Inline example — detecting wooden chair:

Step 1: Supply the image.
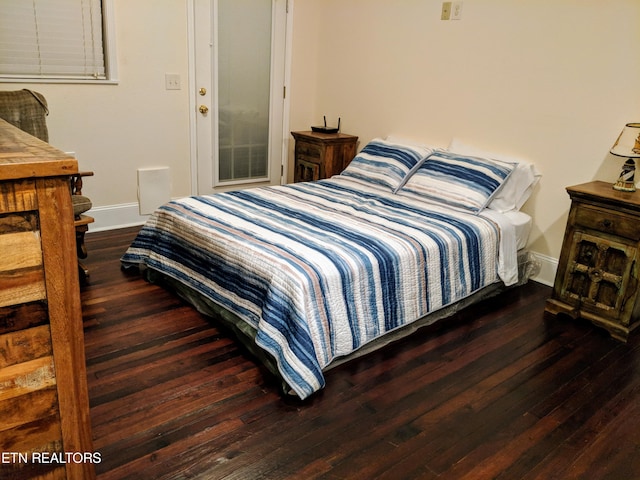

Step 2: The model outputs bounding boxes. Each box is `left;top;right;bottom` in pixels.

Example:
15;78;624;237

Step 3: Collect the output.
71;171;95;282
0;89;95;282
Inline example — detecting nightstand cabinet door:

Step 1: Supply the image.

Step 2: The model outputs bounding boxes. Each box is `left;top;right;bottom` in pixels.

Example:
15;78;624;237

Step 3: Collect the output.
545;181;640;342
291;131;358;182
295;157;321;183
559;231;637;322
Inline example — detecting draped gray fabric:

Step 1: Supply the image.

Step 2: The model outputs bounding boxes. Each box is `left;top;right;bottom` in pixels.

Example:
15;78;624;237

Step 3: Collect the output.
0;89;49;142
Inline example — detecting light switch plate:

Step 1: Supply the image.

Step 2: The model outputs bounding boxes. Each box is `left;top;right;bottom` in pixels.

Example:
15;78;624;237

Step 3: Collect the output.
451;1;463;20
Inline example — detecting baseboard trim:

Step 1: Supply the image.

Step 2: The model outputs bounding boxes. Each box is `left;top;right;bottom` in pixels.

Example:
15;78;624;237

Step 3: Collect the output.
529;252;557;287
89;203;148;232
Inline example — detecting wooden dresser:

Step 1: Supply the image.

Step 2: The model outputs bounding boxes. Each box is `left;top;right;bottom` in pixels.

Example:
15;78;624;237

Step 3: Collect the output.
545;181;640;342
291;131;358;182
0;119;94;479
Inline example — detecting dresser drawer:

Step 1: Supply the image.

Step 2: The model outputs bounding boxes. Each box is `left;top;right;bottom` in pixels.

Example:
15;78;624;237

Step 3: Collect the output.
573;204;640;241
0;215;46;308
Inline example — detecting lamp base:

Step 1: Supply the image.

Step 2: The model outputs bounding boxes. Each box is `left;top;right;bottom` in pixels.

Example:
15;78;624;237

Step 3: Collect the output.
613;181;636;192
613;158;636;192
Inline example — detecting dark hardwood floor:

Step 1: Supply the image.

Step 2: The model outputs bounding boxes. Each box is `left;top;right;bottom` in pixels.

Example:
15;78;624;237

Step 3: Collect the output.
81;226;640;480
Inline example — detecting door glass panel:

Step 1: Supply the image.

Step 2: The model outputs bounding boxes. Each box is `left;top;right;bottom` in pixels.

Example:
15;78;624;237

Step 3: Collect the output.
217;0;272;183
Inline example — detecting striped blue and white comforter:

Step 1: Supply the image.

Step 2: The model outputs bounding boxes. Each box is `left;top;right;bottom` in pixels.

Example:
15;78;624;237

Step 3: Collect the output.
121;176;518;399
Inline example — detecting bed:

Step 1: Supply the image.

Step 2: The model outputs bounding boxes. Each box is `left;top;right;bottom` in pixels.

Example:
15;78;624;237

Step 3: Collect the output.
121;138;540;399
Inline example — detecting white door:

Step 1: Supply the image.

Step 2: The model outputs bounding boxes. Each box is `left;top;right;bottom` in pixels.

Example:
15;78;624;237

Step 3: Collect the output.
192;0;289;194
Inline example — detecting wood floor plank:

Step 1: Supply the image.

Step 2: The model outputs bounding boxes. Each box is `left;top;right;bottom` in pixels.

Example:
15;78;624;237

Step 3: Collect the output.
78;226;640;480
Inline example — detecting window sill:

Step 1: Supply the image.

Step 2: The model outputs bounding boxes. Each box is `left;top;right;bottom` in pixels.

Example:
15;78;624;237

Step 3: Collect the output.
0;77;119;85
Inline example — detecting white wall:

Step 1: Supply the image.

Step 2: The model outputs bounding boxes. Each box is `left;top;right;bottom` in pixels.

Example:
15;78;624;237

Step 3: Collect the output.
287;0;640;284
1;0;192;228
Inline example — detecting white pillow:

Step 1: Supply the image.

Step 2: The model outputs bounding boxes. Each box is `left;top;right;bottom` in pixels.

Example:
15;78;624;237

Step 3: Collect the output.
448;139;541;212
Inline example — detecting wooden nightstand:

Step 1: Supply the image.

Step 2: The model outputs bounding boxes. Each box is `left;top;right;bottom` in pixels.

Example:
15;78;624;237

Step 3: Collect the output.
291;131;358;182
545;181;640;341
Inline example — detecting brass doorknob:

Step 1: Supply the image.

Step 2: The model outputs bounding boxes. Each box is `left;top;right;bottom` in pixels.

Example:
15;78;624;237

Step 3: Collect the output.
199;105;209;114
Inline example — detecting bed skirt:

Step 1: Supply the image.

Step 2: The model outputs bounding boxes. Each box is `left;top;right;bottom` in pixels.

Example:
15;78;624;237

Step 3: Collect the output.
133;250;539;397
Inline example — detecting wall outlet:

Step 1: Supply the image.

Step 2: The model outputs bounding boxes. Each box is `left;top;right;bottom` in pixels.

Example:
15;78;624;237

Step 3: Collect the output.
441;2;452;20
165;73;181;90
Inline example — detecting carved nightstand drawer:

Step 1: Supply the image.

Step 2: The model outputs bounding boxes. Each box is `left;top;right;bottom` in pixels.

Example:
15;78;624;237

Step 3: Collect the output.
574;204;640;241
296;142;322;160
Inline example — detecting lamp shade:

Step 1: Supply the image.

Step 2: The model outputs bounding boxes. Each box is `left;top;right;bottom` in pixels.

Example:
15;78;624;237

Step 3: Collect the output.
610;123;640;158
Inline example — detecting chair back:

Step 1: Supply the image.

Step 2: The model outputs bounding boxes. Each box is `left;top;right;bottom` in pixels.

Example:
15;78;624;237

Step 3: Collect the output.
0;89;49;142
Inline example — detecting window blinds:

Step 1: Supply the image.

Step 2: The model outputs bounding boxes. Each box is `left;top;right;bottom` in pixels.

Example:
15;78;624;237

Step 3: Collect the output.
0;0;105;80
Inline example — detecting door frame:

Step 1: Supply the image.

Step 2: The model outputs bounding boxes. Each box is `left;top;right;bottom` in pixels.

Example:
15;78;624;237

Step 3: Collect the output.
187;0;294;195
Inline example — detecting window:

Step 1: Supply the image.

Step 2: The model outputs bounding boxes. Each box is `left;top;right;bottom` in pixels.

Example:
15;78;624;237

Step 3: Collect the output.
0;0;117;83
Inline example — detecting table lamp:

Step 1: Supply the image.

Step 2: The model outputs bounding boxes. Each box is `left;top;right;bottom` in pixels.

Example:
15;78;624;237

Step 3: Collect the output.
610;122;640;192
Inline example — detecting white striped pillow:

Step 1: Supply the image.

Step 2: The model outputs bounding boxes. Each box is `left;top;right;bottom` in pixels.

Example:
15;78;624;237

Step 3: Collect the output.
400;151;516;213
341;138;433;191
